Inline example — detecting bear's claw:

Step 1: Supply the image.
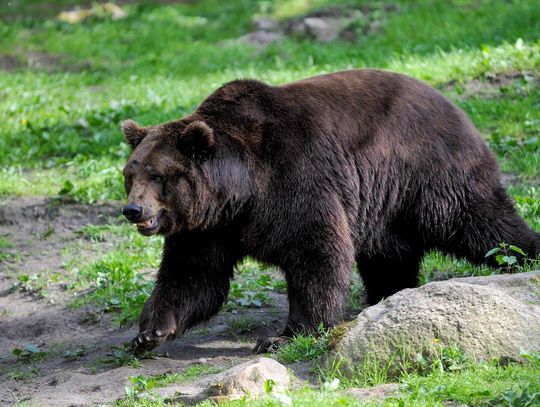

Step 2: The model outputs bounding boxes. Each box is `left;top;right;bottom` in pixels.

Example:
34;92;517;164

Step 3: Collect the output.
130;328;174;355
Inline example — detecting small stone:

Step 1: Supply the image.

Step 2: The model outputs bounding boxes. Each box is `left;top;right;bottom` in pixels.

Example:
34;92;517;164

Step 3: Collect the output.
253;17;280;32
206;357;289;399
292;17;341;42
146;357;290;405
238;31;284;48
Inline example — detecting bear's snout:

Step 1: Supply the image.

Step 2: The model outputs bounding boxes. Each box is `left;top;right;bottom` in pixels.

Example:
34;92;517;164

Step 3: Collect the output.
122;203;143;222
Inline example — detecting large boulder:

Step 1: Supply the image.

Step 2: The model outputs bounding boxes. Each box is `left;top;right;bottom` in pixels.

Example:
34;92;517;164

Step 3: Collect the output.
330;271;540;371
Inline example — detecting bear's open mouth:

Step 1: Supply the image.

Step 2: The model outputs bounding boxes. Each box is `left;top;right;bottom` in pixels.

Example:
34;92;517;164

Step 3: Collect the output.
136;210;163;233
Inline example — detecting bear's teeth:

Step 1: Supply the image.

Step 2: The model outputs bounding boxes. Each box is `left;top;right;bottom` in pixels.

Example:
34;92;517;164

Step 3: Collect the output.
138;219;151;227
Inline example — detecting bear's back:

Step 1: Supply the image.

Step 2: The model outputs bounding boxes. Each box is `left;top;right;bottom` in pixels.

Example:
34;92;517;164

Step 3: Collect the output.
277;69;487;160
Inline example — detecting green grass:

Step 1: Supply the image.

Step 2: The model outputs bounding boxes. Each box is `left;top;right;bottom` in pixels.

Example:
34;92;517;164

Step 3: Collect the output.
68;223;162;325
0;235;13;249
226;315;261;334
0;234;16;262
399;355;540;406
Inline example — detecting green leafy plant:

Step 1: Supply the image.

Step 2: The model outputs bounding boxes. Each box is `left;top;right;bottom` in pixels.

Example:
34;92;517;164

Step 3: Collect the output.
485;243;526;267
63;346;87;361
12;344;48;364
493;386;540;406
10;273;48;297
125;374;159;398
102;345;141;368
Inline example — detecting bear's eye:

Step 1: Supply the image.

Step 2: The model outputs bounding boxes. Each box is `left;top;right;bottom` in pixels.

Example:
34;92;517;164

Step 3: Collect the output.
150;174;164;183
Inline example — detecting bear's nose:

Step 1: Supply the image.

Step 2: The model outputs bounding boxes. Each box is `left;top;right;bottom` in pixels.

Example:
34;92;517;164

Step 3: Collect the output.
122;203;143;222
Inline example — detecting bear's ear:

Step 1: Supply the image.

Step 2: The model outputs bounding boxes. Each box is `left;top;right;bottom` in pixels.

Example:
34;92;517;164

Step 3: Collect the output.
122;120;148;149
178;121;215;158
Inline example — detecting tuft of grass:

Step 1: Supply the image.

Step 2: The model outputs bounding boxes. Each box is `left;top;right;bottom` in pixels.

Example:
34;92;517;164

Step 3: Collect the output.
2;367;40;382
75;221;125;242
0;235;13;249
420;251;493;285
273;325;330;364
0;234;17;262
227;316;261;334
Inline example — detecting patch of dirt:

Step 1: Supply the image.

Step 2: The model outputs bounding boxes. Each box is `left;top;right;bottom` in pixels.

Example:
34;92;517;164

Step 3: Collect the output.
0;54;22;71
347;383;399;401
442;71;539;100
0;196;290;406
0;51;92;73
501;172;522;187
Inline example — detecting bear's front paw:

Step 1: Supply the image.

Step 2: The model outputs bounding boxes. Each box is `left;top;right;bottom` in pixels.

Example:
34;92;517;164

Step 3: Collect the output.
253;336;290;354
131;327;176;355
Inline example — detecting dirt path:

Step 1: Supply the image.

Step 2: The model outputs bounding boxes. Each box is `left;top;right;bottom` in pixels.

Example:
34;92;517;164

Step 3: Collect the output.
0;196;290;406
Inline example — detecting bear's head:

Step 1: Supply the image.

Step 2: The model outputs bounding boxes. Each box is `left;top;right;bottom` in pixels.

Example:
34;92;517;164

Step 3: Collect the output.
121;118;249;236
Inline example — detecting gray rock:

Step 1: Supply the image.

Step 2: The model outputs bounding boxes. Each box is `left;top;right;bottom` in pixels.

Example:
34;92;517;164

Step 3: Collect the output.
253;17;280;32
291;17;341;42
141;357;290;404
330;271;540;372
238;31;283;48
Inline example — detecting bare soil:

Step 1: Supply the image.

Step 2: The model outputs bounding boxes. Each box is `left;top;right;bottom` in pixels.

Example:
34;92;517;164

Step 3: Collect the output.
442;71;540;100
0;51;93;73
0;196;292;406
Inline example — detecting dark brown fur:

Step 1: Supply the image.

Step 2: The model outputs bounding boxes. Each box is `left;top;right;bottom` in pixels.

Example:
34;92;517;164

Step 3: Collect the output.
121;69;540;354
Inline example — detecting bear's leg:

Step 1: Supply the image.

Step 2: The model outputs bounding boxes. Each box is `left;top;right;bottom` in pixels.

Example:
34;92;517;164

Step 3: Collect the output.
356;251;423;305
131;231;241;354
442;187;540;266
254;235;354;353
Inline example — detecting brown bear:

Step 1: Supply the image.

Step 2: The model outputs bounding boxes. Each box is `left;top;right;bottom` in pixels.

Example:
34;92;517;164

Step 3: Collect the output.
121;69;540;354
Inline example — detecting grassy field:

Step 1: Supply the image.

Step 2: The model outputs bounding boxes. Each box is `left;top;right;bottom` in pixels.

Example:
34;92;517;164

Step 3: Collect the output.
1;0;539;405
